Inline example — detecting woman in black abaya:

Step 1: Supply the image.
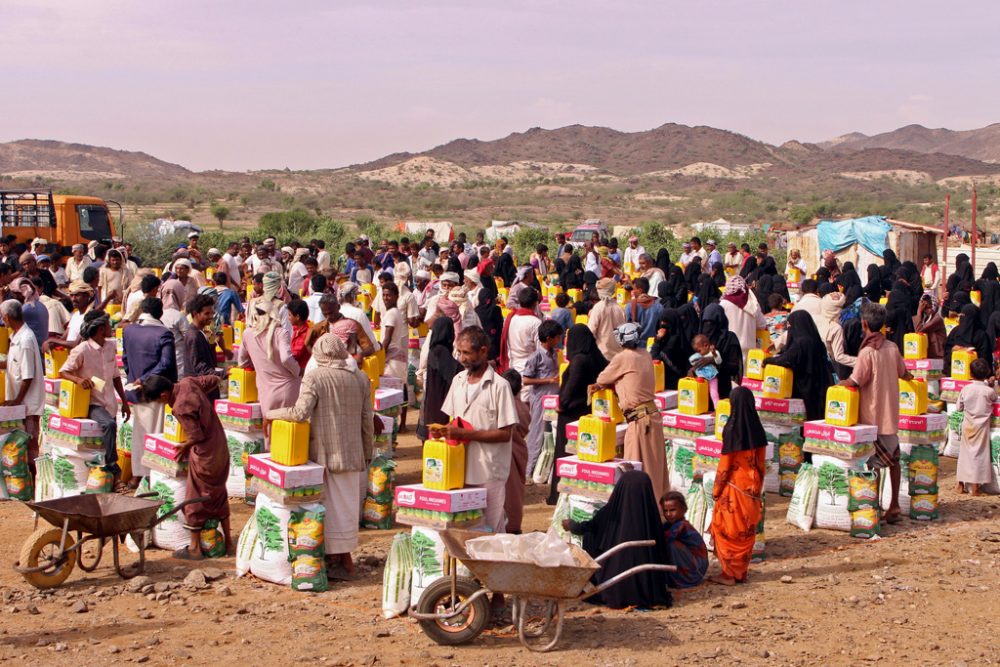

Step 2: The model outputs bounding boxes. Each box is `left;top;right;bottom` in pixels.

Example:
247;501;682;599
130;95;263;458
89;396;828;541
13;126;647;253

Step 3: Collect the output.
548;325;608;504
763;310;833;421
650;309;692;390
566;470;672;609
417;317;461;441
944;304;993;374
700;303;743;401
864;264;883;303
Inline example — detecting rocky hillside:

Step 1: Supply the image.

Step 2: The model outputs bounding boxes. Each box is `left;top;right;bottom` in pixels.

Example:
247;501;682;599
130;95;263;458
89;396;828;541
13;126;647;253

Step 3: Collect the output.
820;123;1000;164
0;139;190;180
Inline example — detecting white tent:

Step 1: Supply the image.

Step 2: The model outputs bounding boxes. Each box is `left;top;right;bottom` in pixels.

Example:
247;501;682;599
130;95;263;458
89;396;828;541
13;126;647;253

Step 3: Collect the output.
401;220;454;242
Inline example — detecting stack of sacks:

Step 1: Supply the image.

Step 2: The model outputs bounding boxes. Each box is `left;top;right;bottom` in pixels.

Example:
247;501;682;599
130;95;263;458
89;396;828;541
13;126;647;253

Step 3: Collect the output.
880;443;914;515
906;444;939;521
362;454;396;529
147;467;193;550
235;492;328;588
2;431;34;500
755;365;806;492
215;400;265;500
531;398;557;485
408;525;473;604
663;379;715;493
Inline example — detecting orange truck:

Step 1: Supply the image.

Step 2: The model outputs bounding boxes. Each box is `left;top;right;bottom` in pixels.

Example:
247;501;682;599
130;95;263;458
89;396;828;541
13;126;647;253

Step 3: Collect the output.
0;189;123;253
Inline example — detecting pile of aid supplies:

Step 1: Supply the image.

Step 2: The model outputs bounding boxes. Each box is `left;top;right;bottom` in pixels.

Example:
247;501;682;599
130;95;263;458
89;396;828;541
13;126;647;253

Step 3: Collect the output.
786;330;943;538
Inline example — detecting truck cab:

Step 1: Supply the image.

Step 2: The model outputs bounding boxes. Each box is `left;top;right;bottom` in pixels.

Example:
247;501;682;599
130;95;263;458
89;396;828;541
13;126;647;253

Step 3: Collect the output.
0;190;122;253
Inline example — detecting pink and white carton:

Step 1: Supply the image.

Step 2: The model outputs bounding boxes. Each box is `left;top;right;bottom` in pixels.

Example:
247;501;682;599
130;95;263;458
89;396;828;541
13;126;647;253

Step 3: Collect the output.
373;388;404;411
214;400;263;420
653;391;678;411
755;397;806;415
48;413;103;438
566;420;579;441
898;413;947;432
741;377;764;393
940;377;973;394
803;420;878;444
144;434;184;461
660;410;715;434
247;453;324;489
695;437;723;458
542;395;560;411
394;484;487;513
378;375;405;392
555;456;643;485
44;378;60;395
905;358;944;371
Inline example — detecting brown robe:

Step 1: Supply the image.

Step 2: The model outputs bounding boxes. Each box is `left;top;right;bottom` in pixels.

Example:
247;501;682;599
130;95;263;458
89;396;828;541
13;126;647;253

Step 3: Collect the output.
595;348;669;503
504;398;531;533
171;376;230;528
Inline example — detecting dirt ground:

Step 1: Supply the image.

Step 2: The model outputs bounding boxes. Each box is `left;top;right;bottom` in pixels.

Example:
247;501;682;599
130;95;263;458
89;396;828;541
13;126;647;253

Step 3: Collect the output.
2;431;1000;667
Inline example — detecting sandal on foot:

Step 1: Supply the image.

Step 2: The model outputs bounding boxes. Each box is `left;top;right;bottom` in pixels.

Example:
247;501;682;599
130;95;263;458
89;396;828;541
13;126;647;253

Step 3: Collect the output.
172;547;204;561
883;512;903;525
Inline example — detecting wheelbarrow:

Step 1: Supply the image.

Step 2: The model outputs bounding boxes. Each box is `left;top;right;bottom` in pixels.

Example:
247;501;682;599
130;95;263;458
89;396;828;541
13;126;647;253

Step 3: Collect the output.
14;492;208;589
410;529;676;652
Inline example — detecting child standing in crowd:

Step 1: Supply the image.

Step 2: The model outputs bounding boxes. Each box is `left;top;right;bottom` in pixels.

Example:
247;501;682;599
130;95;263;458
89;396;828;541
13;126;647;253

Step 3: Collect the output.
660;491;708;589
956;358;997;496
549;292;574;335
502;369;531;534
688;333;722;404
520;320;563;479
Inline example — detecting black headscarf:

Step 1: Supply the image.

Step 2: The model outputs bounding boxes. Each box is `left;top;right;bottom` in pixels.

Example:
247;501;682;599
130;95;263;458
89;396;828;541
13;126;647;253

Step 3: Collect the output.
864;264;883;303
976;262;1000;327
880;249;901;290
757;256;778;277
884;305;914;351
474;275;503;360
683;258;702;293
659;267;685;308
650;309;692;390
771;276;792;304
764;310;833;421
695;273;720;310
945;303;993;373
446;254;462;276
739;254;758;280
887;279;913;317
655;249;672;274
988;310;1000;346
710;261;726;288
576;470;672;609
559;324;608;419
494;252;516;288
836;264;861;295
947;253;973;295
842;284;863;306
560;254;584;291
816;267;831;285
677;302;700;345
700;303;742;399
754;274;775;309
721;386;767;454
418;317;461;440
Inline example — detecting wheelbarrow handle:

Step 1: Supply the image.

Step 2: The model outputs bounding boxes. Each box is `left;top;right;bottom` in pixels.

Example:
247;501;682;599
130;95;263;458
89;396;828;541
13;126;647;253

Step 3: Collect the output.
581;563;678;601
594;539;658;564
153;496;211;526
136;492;160;498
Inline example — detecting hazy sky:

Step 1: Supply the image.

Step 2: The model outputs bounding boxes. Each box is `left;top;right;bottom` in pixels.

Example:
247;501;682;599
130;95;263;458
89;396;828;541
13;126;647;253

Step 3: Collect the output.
4;0;998;171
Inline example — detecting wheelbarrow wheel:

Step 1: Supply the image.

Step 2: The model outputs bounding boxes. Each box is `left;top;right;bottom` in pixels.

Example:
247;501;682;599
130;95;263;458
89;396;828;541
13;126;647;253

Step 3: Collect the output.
18;528;77;589
416;576;490;646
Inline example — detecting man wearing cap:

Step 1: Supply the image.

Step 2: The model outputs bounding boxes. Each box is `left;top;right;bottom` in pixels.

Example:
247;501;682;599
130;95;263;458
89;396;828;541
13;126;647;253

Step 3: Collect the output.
623;236;646;273
463;269;482;309
186;232;202;265
706;239;723;268
724;242;742;277
413;270;432;311
679;242;695;268
65;244;91;283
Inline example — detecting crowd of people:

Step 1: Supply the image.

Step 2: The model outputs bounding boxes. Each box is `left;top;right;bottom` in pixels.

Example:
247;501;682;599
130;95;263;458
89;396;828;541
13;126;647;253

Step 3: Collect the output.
2;225;994;605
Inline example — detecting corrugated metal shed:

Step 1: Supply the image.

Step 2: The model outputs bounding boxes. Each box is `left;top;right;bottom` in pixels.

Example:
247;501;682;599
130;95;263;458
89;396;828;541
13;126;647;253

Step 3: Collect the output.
785;217;942;275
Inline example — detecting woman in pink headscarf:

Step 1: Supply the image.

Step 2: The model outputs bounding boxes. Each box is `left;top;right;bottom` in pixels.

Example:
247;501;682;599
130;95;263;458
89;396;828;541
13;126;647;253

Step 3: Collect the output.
719;276;767;368
822;249;841;281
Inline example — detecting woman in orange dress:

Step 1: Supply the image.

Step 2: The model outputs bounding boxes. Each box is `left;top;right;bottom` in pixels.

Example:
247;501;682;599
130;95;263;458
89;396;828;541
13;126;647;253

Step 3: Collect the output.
709;386;766;585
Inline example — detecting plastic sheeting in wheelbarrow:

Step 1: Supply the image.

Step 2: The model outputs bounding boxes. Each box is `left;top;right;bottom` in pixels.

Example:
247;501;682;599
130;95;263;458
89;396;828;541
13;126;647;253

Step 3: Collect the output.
465;529;576;567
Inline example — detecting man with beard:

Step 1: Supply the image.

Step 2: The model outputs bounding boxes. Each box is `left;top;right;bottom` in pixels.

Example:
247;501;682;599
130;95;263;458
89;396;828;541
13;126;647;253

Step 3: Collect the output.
435;326;518;534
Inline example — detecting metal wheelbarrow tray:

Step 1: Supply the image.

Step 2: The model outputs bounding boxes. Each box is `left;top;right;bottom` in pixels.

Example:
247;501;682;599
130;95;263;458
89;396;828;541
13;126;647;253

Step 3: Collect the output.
411;529;676;652
14;492;208;589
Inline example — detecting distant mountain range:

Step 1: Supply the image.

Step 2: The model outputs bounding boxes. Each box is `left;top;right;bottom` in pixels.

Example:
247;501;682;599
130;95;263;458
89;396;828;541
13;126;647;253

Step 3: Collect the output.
3;122;1000;182
819;124;1000;164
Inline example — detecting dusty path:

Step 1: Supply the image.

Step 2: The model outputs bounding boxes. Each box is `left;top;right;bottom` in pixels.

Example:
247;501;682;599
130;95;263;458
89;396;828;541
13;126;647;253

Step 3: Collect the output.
1;433;999;667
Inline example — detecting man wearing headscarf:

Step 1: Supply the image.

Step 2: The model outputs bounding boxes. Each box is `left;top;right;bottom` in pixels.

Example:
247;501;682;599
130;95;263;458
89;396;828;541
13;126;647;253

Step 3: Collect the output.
66;243;92;284
590;323;669;503
422;271;460;324
719;275;767;368
708;386;767;585
588;277;626;360
839;302;912;524
914;293;946;359
505;266;534;310
337;282;379;351
158;277;190;377
268;334;373;579
59;310;130;488
237;272;302;420
43;280;95;351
